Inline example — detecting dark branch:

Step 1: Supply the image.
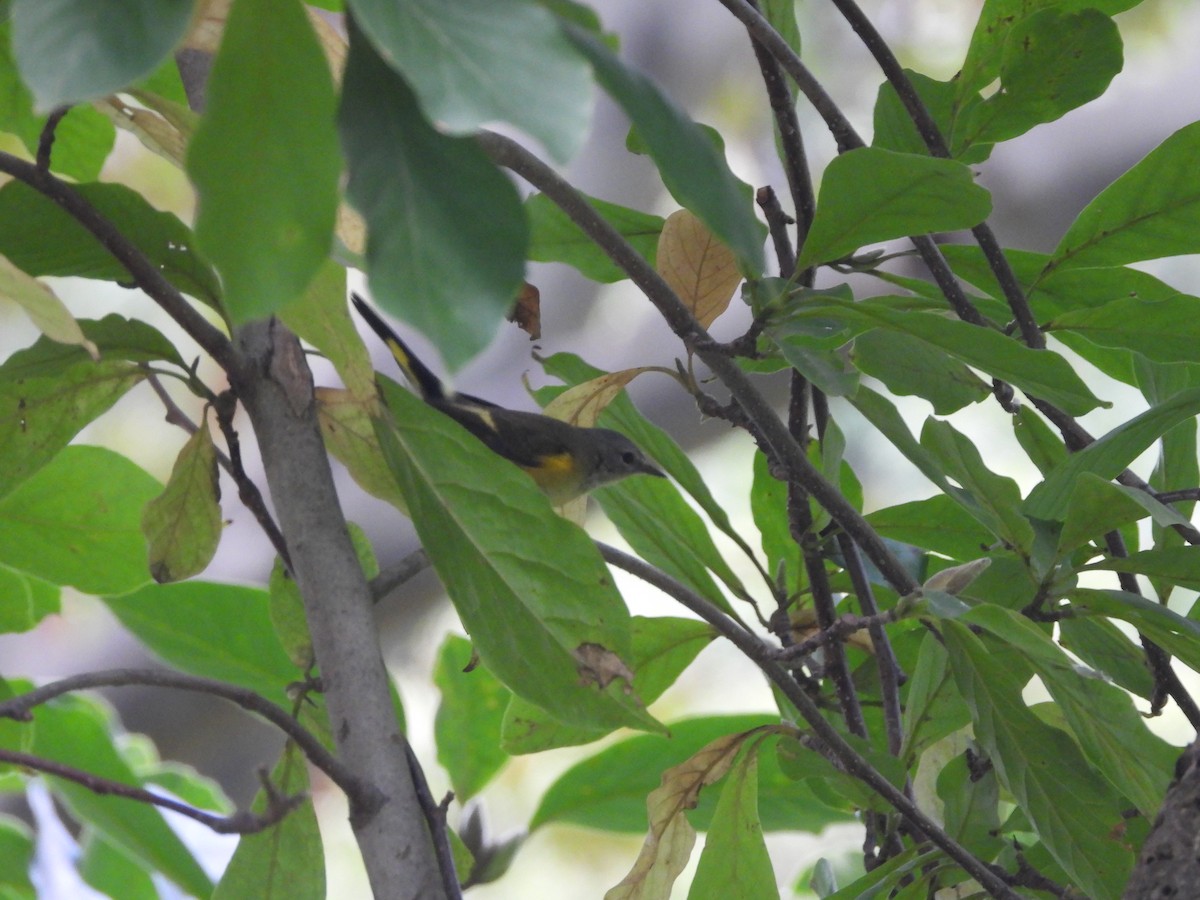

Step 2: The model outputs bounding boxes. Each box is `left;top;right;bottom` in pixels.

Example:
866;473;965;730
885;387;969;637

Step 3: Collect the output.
0;747;304;835
0;668;380;814
0;151;235;371
479;130;921;597
598;542;1019;898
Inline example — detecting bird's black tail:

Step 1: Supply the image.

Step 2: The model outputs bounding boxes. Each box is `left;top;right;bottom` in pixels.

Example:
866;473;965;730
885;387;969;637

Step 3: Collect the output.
350;293;447;401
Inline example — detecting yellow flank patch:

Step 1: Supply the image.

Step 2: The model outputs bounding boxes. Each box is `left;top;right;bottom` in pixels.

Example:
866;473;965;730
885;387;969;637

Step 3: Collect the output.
532;451;576;474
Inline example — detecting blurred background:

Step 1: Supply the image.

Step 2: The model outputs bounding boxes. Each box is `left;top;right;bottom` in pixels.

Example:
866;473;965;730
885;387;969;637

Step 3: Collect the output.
3;0;1200;895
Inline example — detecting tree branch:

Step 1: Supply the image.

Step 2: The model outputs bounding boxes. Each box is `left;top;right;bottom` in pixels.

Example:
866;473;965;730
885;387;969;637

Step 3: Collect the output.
0;151;235;372
229;319;447;899
479;130;920;597
598;543;1019;898
0;668;375;806
0;747;304;835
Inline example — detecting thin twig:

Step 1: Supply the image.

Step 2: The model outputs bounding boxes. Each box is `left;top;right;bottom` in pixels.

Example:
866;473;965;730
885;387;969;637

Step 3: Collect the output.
405;742;463;899
757;186;797;278
1103;532;1200;728
36;107;71;172
1156;488;1200;505
836;533;906;755
370;548;433;603
0;747;304;834
744;0;814;242
776;606;900;661
210;389;294;571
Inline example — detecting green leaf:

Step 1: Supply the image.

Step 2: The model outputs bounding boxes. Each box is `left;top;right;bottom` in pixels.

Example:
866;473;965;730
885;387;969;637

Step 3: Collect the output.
1070;588;1200;676
338;18;527;370
0;315;185;381
750;449;793;582
797;148;991;269
564;25;764;273
1057;474;1150;556
823;847;937;900
1012;406;1069;475
141;425;223;584
213;748;323;900
1139;357;1200;600
1046;293;1200;364
873;71;989;163
941;621;1132;898
687;750;780;900
1083;546;1200;592
11;0;193;109
79;834;158;900
0;359;144;499
936;752;1001;859
852;328;989;414
104;581;300;701
434;634;510;800
0;446;158;594
597;475;736;613
900;634;971;760
920;418;1034;553
848;387;958;494
957;0;1137;100
802;297;1106;416
0;180;221;306
1058;615;1154;699
187;0;340;322
315;388;410;512
279;261;375;401
0;27;117;180
0;815;34;898
866;495;994;562
961;604;1175;818
348;0;592;163
374;378;658;733
1045;121;1200;274
773;331;860;398
0;565;59;634
530;716;849;833
526;192;664;283
1024;385;1200;520
961;8;1122;148
30;695;212;898
501;616;716;754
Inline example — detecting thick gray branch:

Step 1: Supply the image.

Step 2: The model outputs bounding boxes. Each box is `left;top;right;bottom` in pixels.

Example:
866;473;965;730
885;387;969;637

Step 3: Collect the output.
230;320;447;900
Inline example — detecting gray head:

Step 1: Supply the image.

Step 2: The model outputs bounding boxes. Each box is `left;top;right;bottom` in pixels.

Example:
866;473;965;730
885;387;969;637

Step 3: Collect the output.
574;427;665;495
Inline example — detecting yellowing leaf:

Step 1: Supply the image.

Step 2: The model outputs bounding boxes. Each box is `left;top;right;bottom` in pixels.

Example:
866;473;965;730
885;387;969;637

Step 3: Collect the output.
315;387;407;512
103;85;201;169
606;730;762;900
543;367;655;427
0;258;98;360
141;425;223;583
656;209;741;329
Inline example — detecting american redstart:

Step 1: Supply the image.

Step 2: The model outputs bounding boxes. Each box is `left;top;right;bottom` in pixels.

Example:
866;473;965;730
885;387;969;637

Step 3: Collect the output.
351;293;665;504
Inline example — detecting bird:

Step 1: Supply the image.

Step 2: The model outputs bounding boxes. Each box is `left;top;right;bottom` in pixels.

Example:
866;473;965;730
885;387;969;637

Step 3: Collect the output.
351;293;666;504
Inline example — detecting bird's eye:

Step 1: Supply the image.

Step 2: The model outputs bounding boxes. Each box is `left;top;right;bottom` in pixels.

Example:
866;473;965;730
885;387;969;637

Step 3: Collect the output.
622;451;636;465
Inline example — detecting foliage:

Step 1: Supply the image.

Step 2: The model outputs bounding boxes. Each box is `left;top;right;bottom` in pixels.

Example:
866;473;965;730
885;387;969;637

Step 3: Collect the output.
0;0;1197;898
